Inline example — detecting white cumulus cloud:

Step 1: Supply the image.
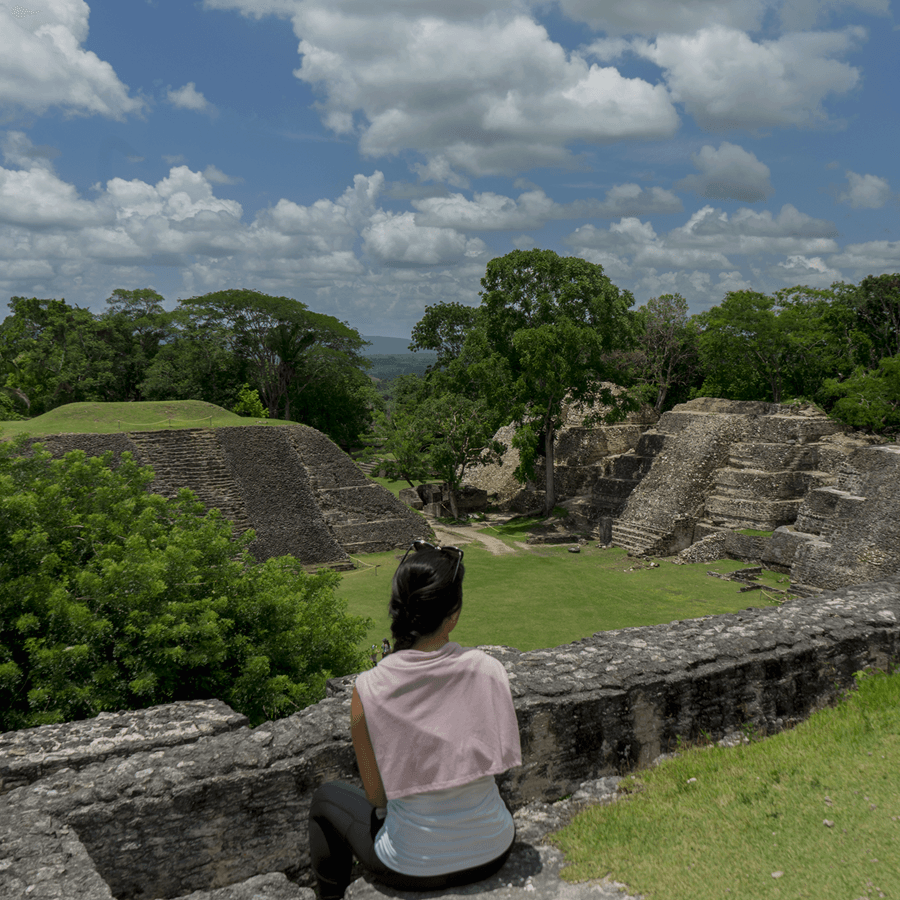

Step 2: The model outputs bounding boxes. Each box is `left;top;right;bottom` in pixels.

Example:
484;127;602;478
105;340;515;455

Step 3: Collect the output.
412;184;682;231
363;212;487;267
567;204;840;276
836;171;892;208
558;0;770;35
205;2;679;179
622;26;864;130
167;82;216;114
0;0;143;119
203;164;242;185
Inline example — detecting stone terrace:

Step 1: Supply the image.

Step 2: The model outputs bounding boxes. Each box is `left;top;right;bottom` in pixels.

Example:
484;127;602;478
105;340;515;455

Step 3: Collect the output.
2;577;899;899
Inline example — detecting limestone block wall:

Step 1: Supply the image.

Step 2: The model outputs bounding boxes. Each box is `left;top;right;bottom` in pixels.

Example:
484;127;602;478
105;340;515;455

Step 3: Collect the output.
31;431;143;466
465;421;652;512
790;445;900;590
2;578;899;900
610;402;760;554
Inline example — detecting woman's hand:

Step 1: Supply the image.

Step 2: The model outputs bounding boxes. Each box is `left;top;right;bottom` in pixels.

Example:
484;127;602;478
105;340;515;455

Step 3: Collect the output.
351;686;388;809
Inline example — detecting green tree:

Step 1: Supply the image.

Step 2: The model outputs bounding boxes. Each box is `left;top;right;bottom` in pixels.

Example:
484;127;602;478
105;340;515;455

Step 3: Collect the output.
371;371;505;516
289;361;379;450
820;356;900;435
0;441;369;731
476;249;636;516
631;293;700;414
851;273;900;366
0;297;119;415
419;390;505;518
232;384;269;418
178;290;369;421
696;290;838;403
410;302;480;368
368;374;434;487
139;306;248;408
98;288;172;402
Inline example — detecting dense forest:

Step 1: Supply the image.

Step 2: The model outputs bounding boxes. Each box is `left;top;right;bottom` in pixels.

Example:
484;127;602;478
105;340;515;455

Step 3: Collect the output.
0;288;377;448
1;261;898;479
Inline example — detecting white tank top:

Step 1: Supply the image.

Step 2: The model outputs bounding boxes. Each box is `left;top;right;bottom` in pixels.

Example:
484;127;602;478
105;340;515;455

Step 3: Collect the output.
374;775;515;876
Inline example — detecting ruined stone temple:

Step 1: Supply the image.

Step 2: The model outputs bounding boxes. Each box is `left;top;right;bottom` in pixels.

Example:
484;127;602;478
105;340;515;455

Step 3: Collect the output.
34;424;425;567
4;411;900;898
466;397;900;592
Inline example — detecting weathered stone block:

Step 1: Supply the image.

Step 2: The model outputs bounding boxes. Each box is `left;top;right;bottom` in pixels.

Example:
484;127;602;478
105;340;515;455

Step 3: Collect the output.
35;425;426;569
397;487;424;510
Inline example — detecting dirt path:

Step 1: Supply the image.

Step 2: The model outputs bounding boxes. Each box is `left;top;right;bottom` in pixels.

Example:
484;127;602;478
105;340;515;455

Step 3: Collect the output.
431;522;518;556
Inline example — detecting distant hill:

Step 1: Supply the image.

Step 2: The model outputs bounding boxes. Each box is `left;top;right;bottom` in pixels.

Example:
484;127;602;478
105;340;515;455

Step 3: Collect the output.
361;335;418;355
366;353;437;383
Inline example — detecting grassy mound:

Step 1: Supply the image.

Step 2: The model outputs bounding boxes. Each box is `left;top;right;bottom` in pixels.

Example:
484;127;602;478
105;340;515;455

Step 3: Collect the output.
0;401;280;438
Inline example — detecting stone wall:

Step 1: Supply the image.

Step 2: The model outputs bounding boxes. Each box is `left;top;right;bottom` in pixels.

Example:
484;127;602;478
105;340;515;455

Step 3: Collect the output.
3;577;899;899
31;425;426;566
789;445;900;591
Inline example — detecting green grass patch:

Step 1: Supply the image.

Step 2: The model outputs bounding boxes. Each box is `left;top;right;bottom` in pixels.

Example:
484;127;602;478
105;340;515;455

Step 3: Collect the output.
337;545;783;654
737;528;775;537
0;400;282;438
551;667;900;900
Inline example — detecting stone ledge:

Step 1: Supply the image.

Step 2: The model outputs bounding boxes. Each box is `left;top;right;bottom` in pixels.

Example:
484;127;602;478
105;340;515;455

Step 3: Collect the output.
0;701;248;796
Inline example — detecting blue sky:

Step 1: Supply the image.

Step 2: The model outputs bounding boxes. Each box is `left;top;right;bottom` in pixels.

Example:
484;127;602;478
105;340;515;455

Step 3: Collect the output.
1;0;897;338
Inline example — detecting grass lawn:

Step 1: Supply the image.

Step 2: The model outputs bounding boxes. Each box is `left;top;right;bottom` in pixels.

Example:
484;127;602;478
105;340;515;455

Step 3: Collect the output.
366;474;408;498
551;667;900;900
0;400;280;438
337;543;786;653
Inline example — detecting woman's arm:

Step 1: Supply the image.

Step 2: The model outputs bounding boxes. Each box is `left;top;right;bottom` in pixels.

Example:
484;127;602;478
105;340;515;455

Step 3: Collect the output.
351;685;388;809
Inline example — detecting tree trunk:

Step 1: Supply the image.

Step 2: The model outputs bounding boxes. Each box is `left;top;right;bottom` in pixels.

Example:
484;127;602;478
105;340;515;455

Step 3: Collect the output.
543;424;555;517
448;485;460;519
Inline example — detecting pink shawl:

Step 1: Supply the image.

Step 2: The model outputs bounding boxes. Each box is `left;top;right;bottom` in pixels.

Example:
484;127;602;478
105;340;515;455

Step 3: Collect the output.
354;642;522;799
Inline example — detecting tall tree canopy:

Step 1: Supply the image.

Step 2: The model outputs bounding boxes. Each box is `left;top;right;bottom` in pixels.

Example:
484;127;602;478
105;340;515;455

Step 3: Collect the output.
852;273;900;365
410;301;479;369
174;290;370;421
476;249;636;516
696;290;836;403
0;288;377;446
630;293;699;414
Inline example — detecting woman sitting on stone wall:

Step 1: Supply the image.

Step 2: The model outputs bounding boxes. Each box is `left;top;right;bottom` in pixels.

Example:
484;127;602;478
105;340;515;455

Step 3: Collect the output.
308;540;521;899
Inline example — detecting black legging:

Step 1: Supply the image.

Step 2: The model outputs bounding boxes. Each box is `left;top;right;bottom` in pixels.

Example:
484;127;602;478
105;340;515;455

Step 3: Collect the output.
308;782;515;899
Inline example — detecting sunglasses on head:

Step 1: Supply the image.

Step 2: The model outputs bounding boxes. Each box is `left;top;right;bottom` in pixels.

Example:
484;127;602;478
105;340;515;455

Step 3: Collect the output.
399;539;464;581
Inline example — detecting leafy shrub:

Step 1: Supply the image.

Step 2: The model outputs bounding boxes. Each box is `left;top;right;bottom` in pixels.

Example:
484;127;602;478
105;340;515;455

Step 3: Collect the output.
0;440;369;732
232;383;269;418
820;355;900;436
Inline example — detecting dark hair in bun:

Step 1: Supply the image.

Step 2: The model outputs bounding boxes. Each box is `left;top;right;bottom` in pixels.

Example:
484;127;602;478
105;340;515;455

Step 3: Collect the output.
389;548;464;651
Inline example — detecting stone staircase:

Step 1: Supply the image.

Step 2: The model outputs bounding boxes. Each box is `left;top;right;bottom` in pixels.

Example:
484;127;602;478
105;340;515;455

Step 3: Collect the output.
591;431;665;543
128;429;252;533
286;429;424;556
787;446;900;591
353;458;380;477
609;521;672;556
699;414;848;532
